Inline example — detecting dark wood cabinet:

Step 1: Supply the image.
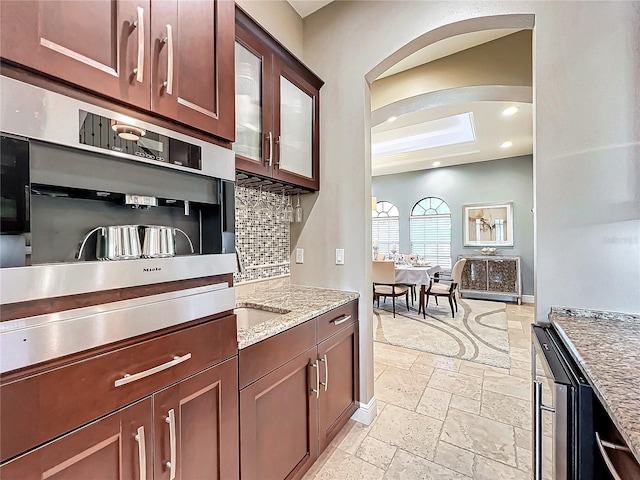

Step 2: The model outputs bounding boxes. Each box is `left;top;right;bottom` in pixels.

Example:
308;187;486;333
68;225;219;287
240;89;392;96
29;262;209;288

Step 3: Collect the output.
317;321;359;452
240;347;318;480
0;0;235;140
238;300;359;480
154;357;239;480
0;397;153;480
234;7;323;191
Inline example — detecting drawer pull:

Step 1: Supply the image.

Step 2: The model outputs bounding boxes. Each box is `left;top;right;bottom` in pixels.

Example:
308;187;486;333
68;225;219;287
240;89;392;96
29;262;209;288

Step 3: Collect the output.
331;314;351;326
596;431;631;480
135;426;146;480
166;409;177;480
114;353;192;387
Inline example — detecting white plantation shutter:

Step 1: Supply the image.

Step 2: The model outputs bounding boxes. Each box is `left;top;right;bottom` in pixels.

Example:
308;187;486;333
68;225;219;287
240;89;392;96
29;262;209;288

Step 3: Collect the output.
410;197;452;269
372;217;399;255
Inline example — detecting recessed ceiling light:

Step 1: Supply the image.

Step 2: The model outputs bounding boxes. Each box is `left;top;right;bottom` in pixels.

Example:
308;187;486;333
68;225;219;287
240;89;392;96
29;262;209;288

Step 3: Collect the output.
502;106;519;116
433;161;441;167
501;141;513;148
387;116;398;123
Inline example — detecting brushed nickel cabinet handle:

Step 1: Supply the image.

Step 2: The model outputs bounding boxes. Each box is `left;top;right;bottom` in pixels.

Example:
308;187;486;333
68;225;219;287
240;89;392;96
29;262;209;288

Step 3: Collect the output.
310;361;319;399
166;409;177;480
133;7;145;83
596;431;631;480
267;131;273;167
533;380;542;480
114;353;191;387
331;314;351;326
135;426;147;480
162;24;174;95
319;354;328;392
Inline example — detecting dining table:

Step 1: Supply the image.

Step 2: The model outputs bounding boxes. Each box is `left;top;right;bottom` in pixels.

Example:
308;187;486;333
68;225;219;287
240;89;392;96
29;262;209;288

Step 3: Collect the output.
394;264;442;315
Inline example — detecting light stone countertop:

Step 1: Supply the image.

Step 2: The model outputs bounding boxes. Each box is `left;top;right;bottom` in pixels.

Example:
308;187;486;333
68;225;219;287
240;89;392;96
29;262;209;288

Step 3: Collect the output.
236;284;359;349
549;307;640;463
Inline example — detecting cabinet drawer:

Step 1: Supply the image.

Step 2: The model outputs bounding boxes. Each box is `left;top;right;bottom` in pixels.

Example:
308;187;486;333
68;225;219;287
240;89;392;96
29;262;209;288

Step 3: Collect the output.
317;301;358;344
0;314;237;462
239;320;316;389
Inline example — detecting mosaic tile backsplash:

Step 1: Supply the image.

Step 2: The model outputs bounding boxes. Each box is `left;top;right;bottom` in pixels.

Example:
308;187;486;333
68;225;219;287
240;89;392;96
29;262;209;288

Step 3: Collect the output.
234;186;290;284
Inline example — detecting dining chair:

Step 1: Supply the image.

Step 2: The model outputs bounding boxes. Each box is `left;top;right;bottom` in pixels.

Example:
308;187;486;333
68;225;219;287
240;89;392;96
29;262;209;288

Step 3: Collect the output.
372;260;410;318
398;253;418;306
424;258;467;318
375;253;387;261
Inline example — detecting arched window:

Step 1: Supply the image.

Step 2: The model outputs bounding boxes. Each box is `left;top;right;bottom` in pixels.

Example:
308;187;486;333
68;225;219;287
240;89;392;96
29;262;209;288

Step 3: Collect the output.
372;201;399;255
410;197;452;269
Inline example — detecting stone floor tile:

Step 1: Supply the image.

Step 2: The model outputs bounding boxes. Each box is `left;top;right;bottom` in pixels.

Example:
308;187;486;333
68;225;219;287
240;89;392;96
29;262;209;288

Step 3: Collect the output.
433;441;475;477
409;362;435;378
428;369;483;400
416;387;452;420
384;449;470;480
510;346;531;363
374;362;387;380
516;446;532;472
334;420;371;455
374;343;419;370
314;447;385;480
508;334;531;350
440;409;517;467
511;358;532;370
458;362;485;378
302;445;337;480
415;352;461;372
473;455;530;480
375;366;430;410
483;370;531;401
510;367;531;379
369;404;442;460
514;426;532;451
508;320;524;331
480;390;532;430
355;436;396;470
450;394;481;415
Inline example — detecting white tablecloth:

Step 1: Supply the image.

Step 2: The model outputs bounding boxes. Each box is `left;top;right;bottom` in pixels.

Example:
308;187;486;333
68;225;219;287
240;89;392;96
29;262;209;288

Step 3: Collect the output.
395;265;442;285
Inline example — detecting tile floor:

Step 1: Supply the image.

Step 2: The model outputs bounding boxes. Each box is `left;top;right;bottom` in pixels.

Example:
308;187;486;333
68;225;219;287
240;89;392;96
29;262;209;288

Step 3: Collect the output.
303;303;535;480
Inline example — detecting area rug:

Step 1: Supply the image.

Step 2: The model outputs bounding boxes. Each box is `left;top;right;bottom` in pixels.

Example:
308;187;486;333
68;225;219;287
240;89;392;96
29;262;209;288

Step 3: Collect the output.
373;298;511;368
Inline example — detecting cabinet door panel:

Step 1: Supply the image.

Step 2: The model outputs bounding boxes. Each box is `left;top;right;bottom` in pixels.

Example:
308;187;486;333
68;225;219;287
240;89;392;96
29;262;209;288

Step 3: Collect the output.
273;58;320;191
0;0;151;110
317;323;359;453
154;357;239;480
240;347;318;480
151;0;235;139
0;398;152;480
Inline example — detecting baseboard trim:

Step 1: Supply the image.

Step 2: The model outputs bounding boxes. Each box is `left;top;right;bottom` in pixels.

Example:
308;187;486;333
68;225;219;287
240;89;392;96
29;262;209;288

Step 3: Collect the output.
350;396;377;425
522;295;535;304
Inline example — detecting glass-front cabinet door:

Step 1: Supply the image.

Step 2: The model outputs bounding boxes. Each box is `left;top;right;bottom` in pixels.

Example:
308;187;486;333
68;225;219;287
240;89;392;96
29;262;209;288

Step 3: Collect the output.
233;33;272;177
273;59;320;190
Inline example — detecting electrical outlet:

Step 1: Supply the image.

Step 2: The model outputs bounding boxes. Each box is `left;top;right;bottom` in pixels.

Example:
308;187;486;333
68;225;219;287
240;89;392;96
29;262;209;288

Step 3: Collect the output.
336;248;344;265
296;248;304;264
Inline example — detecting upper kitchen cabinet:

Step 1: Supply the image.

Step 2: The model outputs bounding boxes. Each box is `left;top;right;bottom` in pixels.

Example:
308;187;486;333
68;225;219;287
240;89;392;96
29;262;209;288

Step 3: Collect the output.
234;8;323;191
0;0;235;141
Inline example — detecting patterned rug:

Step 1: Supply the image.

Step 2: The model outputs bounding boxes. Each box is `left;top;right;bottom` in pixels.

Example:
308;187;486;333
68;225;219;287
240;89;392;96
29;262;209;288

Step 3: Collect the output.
374;297;511;368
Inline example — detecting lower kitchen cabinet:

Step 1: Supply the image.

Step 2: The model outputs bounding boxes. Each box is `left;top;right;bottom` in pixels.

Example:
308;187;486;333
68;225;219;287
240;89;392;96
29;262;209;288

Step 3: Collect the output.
240;347;318;480
0;357;239;480
0;397;153;480
317;321;359;452
239;300;359;480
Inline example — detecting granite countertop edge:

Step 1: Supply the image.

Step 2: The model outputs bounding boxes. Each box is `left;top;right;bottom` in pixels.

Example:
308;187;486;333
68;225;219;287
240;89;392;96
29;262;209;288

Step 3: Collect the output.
236;285;360;349
549;307;640;463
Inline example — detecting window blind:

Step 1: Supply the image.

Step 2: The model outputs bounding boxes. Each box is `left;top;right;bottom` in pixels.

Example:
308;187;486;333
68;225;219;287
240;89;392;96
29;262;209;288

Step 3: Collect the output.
372;217;399;255
410;215;452;269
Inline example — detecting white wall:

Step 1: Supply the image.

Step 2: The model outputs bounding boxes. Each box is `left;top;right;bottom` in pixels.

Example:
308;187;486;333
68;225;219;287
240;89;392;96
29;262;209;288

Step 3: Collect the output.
234;0;304;59
292;1;640;407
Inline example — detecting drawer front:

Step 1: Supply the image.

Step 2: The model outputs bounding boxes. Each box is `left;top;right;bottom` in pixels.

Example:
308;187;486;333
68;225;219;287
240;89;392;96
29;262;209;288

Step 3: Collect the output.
0;314;237;462
317;301;358;344
239;320;316;390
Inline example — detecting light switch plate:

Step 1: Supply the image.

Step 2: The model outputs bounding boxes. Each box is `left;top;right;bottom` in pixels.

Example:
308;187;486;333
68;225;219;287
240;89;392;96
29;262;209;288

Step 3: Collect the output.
296;248;304;264
336;248;344;265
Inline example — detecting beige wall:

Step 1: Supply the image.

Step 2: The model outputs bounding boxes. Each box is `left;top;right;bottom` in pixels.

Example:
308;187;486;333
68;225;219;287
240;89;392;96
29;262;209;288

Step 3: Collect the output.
371;30;532;110
292;1;640;407
235;0;304;59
